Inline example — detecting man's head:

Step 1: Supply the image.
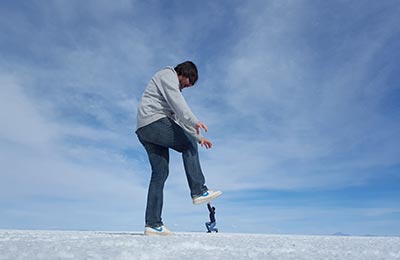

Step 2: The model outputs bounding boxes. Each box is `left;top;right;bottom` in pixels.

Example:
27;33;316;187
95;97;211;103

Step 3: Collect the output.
174;61;198;91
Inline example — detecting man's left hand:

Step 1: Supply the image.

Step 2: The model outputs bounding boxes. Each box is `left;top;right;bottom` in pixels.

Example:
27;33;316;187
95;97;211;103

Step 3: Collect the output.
199;138;212;149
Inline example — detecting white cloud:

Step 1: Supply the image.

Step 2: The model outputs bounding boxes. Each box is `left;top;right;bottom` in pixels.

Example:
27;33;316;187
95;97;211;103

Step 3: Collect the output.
0;73;147;215
194;0;400;191
0;75;57;149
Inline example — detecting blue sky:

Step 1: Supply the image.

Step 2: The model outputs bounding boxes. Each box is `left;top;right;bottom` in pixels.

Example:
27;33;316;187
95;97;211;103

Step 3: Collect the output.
1;0;399;236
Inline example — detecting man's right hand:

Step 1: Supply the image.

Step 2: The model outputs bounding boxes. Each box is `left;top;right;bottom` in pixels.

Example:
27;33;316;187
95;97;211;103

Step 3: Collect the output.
195;121;208;135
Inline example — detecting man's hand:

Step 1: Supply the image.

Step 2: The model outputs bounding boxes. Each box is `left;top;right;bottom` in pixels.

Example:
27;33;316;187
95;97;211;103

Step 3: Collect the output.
196;122;212;149
199;137;212;149
195;121;208;135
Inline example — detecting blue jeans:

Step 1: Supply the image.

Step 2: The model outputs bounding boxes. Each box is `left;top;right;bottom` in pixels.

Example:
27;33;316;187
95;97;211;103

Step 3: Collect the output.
136;117;208;227
205;221;218;232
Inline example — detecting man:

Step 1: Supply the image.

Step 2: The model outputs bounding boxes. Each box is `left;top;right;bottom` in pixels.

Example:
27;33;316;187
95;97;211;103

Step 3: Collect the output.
136;61;222;236
205;202;218;233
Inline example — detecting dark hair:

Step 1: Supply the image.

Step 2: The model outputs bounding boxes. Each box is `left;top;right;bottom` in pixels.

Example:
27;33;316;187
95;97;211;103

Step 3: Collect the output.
174;61;198;85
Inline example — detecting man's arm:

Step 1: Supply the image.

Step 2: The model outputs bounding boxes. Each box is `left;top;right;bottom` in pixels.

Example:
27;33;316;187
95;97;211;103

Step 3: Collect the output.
159;70;199;128
158;69;212;147
207;202;212;212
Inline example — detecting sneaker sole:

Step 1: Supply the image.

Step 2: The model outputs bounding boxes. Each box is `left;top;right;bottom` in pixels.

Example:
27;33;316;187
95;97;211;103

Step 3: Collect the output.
144;230;174;236
193;191;222;205
144;227;174;236
144;231;174;236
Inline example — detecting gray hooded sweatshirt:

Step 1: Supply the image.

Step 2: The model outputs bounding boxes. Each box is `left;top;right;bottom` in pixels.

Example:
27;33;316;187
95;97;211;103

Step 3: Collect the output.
136;66;202;141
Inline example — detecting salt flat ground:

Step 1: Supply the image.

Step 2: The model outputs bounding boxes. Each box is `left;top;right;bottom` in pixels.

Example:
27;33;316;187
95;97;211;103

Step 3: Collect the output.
0;230;399;260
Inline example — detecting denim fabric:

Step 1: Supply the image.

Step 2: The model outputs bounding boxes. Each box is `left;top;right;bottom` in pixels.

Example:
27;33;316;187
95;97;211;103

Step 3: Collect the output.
136;117;208;227
205;221;217;232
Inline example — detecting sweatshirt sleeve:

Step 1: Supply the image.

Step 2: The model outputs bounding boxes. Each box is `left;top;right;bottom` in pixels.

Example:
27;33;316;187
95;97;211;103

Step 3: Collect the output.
157;69;203;141
159;71;199;127
177;119;203;142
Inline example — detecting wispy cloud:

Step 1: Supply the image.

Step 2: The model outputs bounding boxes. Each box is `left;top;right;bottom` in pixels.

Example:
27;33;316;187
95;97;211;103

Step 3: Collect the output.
197;0;400;192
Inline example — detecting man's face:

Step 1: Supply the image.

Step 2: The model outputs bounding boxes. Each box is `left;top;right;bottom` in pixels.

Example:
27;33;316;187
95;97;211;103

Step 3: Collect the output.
178;76;193;91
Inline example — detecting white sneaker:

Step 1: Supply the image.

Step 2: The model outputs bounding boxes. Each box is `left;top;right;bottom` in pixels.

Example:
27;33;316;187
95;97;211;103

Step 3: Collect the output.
144;225;174;236
192;190;222;205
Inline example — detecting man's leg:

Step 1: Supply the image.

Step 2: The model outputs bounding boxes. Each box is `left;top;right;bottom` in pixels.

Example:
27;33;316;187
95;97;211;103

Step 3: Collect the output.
205;222;211;232
141;141;170;228
210;222;217;232
137;117;207;200
180;134;208;197
164;119;207;197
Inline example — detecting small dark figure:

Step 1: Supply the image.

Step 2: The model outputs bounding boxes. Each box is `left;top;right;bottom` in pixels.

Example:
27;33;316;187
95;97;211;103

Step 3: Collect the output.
205;202;218;233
